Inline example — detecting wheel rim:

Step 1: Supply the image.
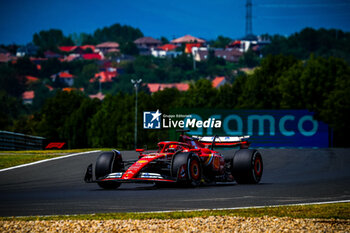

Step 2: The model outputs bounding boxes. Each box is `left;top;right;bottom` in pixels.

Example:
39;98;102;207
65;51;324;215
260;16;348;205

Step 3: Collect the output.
190;159;200;180
254;158;262;176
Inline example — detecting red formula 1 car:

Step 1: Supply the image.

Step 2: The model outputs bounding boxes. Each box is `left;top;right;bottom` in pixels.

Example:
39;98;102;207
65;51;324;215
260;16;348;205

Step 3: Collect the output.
84;130;263;189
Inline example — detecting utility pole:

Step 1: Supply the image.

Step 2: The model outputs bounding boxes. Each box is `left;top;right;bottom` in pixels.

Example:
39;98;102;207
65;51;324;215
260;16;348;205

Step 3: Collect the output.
131;78;142;149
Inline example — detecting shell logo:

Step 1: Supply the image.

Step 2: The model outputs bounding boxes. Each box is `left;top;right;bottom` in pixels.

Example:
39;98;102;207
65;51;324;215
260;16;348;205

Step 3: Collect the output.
137;160;148;164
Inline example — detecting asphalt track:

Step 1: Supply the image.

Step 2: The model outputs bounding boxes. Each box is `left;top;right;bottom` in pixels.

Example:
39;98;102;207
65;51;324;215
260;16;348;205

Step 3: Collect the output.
0;149;349;217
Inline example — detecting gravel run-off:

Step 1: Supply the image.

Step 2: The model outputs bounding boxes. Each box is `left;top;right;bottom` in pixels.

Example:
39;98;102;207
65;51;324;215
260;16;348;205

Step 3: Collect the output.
1;216;350;232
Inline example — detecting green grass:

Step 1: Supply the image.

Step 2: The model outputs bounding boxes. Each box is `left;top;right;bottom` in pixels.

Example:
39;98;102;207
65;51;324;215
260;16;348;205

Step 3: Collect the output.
0;149;102;169
1;202;349;221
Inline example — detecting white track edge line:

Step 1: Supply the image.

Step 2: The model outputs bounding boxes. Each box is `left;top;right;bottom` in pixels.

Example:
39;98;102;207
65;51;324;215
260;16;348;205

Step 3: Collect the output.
0;150;101;173
138;199;350;214
14;199;350;218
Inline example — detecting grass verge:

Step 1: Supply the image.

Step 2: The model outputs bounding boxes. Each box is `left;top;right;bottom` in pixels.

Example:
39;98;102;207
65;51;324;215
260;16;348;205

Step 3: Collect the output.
0;149;104;169
1;202;349;221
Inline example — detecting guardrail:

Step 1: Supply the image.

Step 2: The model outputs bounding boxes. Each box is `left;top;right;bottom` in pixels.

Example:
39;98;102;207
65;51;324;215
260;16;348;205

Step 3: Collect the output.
0;130;45;150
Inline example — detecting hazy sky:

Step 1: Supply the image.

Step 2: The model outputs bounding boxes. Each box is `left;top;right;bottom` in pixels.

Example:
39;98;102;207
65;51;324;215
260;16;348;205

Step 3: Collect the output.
0;0;349;45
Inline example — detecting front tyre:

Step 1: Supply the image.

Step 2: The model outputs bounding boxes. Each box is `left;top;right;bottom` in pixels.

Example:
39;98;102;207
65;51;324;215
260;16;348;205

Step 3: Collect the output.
171;152;202;187
232;149;263;184
95;151;123;189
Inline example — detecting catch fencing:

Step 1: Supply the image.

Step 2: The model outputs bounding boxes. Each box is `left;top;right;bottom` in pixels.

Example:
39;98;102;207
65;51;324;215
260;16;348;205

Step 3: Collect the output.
0;130;45;150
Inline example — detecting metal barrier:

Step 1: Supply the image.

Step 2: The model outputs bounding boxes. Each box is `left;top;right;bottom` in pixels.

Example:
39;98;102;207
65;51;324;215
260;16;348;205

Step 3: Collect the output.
0;131;45;150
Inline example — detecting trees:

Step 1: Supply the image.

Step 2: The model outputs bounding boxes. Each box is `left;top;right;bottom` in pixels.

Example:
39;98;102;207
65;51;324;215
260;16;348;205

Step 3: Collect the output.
92;23;143;44
211;35;232;49
0;64;25;98
74;63;99;89
34;91;85;141
63;98;101;148
262;28;350;63
33;29;74;51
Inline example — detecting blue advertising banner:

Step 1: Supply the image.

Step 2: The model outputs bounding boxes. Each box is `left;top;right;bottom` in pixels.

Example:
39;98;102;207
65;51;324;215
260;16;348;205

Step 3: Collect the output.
168;109;330;148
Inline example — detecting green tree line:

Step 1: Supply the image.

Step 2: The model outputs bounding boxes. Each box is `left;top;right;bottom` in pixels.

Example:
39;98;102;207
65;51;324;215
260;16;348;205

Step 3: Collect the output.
4;54;348;148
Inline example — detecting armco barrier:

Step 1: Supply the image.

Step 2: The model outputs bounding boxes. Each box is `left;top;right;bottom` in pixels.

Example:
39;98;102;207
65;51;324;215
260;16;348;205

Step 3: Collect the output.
0;131;45;150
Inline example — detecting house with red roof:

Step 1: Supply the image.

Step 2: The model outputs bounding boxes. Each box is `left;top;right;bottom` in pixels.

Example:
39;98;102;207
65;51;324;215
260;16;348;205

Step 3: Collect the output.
80;45;96;52
25;76;39;85
147;83;189;93
90;71;118;83
51;71;75;86
151;44;181;58
22;91;34;104
158;44;178;51
59;46;84;54
185;43;203;54
82;53;102;60
212;77;227;88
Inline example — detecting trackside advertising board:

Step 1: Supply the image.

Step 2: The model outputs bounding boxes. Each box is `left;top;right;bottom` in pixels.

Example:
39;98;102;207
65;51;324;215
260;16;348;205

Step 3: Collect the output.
143;109;330;148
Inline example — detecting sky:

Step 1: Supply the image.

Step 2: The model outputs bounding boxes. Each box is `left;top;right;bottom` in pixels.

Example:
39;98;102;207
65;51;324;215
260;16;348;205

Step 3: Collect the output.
0;0;349;45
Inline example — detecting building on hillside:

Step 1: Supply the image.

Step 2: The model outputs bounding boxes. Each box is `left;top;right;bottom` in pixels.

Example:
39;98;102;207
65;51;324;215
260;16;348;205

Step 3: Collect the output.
90;71;118;83
212;77;227;88
227;35;271;53
0;53;13;63
58;46;84;54
16;43;38;57
62;54;80;62
25;76;39;85
62;87;84;92
96;42;120;55
51;71;75;87
89;92;105;100
80;45;96;52
134;37;162;55
194;48;242;63
82;53;102;60
171;35;206;45
22;91;34;104
134;37;162;49
185;43;203;54
147;83;189;93
151;44;182;58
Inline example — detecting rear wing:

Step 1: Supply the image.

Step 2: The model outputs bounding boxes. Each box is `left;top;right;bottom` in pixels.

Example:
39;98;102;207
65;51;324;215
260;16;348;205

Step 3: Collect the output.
192;135;250;148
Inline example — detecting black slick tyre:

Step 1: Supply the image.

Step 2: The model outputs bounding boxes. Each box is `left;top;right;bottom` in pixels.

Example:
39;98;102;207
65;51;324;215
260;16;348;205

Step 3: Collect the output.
95;151;123;189
232;149;263;184
171;152;202;187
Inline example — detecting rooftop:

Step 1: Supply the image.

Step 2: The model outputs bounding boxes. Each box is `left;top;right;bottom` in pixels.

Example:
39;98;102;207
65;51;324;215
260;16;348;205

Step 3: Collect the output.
147;83;189;93
96;42;120;48
171;35;206;44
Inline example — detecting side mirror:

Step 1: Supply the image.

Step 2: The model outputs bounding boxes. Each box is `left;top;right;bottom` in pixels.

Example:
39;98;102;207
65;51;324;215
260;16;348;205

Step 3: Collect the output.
136;149;145;152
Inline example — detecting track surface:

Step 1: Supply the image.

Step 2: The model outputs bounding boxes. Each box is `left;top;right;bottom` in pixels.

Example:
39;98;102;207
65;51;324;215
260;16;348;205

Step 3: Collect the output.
0;149;349;217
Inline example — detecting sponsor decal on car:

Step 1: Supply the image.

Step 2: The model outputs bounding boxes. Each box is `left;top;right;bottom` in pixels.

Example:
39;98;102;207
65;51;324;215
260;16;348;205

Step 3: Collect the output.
137;160;148;164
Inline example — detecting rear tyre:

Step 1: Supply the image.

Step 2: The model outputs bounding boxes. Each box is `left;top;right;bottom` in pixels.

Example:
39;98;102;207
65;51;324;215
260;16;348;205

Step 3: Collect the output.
232;149;263;184
171;152;202;187
95;151;123;189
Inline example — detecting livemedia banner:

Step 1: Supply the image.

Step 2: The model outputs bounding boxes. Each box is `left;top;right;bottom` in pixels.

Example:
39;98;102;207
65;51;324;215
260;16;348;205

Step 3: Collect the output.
168;109;330;148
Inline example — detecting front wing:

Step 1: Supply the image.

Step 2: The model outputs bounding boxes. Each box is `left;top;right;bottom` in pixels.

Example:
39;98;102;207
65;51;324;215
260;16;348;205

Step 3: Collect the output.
84;164;176;184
